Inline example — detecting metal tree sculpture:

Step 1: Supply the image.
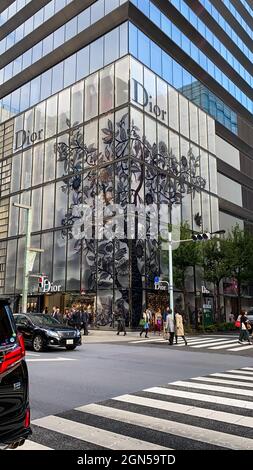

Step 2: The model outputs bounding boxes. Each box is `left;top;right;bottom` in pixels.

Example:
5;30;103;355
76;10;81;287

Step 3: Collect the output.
55;114;206;325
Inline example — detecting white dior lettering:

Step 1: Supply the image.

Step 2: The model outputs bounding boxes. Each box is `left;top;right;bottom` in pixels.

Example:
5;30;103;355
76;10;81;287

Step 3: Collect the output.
15;128;43;150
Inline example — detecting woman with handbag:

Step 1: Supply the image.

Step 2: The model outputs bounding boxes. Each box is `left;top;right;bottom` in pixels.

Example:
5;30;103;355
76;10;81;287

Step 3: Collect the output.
238;310;252;344
175;311;188;345
139;310;150;338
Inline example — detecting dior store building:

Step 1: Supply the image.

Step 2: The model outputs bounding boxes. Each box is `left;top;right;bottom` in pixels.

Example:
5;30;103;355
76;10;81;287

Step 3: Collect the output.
0;53;220;326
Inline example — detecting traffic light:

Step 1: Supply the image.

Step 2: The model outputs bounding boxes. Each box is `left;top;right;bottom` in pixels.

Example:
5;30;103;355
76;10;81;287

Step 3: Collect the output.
192;232;211;241
38;277;44;290
38;275;50;292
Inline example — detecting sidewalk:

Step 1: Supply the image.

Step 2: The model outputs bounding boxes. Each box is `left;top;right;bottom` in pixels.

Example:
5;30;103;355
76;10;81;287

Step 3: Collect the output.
82;329;151;343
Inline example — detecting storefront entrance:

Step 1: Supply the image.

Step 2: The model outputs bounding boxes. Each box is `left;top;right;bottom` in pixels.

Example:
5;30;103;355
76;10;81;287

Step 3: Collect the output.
146;291;169;315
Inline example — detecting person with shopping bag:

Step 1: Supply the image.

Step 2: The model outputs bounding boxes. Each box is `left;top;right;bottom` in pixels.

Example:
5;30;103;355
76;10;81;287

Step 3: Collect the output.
139;309;150;338
237;310;252;344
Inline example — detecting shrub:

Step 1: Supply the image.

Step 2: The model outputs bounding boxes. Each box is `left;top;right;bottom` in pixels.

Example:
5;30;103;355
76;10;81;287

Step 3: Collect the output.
204;324;217;332
216;322;237;331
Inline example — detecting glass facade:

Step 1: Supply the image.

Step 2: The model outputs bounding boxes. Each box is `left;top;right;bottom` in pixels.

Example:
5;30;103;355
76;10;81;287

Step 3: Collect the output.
0;55;219;325
0;0;32;26
0;0;73;54
199;0;253;62
171;0;253;89
129;23;238;134
0;19;238;136
0;0;127;85
0;22;128;121
131;0;253;115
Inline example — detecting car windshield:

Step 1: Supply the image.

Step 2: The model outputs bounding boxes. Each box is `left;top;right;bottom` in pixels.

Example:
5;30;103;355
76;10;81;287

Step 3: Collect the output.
0;305;17;347
29;315;61;327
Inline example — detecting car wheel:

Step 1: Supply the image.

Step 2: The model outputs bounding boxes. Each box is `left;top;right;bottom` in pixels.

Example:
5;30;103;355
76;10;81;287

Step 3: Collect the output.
66;345;76;351
33;335;44;352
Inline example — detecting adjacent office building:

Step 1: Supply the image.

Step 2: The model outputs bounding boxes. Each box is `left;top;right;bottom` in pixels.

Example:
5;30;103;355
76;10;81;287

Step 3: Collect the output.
0;0;252;325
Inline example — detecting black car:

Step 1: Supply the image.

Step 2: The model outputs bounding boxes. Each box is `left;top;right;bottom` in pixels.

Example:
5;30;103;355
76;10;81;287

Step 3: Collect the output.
14;314;82;352
0;300;31;449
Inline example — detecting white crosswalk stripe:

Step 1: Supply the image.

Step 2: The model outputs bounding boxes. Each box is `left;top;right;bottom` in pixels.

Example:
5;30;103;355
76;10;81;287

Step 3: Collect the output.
18;366;253;451
227;344;253;351
32;416;168;450
209;372;253;381
129;334;253;353
15;441;52;450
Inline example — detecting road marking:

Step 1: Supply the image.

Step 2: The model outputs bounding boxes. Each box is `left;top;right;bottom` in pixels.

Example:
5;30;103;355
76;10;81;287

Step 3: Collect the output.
209;372;253;381
172;380;253;397
32;415;169;450
209;341;239;349
175;337;231;347
227;344;253;351
26;353;41;357
112;394;253;427
191;376;253;388
77;403;252;450
190;339;237;348
226;369;253;376
130;338;167;344
130;336;216;345
26;357;76;362
15;440;52;450
145;386;253;410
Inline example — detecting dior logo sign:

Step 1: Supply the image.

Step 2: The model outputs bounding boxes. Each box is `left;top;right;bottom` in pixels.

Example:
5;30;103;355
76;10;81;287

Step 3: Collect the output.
132;78;167;121
15;128;44;150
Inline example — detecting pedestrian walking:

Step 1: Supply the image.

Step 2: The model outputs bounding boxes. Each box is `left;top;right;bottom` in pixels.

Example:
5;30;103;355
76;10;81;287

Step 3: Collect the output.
81;305;89;336
116;309;126;336
162;308;168;338
71;306;82;331
155;308;162;335
140;309;150;338
52;306;61;322
63;308;70;325
166;309;175;345
238;310;252;344
175;311;188;345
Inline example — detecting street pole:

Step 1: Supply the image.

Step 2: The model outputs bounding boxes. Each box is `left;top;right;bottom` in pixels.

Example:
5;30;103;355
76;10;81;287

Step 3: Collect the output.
22;206;32;314
168;231;174;320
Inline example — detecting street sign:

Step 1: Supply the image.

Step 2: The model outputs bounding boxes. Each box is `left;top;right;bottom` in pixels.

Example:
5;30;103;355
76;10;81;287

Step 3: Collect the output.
154;280;169;291
154;276;160;284
155;283;167;291
27;251;37;272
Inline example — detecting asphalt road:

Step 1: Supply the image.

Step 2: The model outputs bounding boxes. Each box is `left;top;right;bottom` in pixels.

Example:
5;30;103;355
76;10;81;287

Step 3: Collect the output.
27;342;253;420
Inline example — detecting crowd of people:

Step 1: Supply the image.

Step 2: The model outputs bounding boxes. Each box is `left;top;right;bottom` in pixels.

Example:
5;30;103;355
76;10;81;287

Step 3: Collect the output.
40;303;253;345
42;304;93;336
139;306;188;345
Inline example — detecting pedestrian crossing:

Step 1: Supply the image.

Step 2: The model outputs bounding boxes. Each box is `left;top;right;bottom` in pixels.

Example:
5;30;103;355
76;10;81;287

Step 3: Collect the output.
129;334;253;353
17;367;253;450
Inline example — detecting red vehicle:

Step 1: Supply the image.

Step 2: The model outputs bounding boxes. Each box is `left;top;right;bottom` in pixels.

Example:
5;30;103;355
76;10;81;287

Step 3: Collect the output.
0;301;31;449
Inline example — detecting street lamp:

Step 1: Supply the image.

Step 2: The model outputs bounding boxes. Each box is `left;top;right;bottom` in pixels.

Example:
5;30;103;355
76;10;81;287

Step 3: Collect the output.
13;203;44;313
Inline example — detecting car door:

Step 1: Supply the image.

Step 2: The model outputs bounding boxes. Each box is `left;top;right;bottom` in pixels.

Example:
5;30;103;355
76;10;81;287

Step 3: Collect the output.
0;302;31;448
15;315;33;345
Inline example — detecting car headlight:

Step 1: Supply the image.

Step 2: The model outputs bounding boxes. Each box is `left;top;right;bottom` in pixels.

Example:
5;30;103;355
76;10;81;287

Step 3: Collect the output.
47;330;60;339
